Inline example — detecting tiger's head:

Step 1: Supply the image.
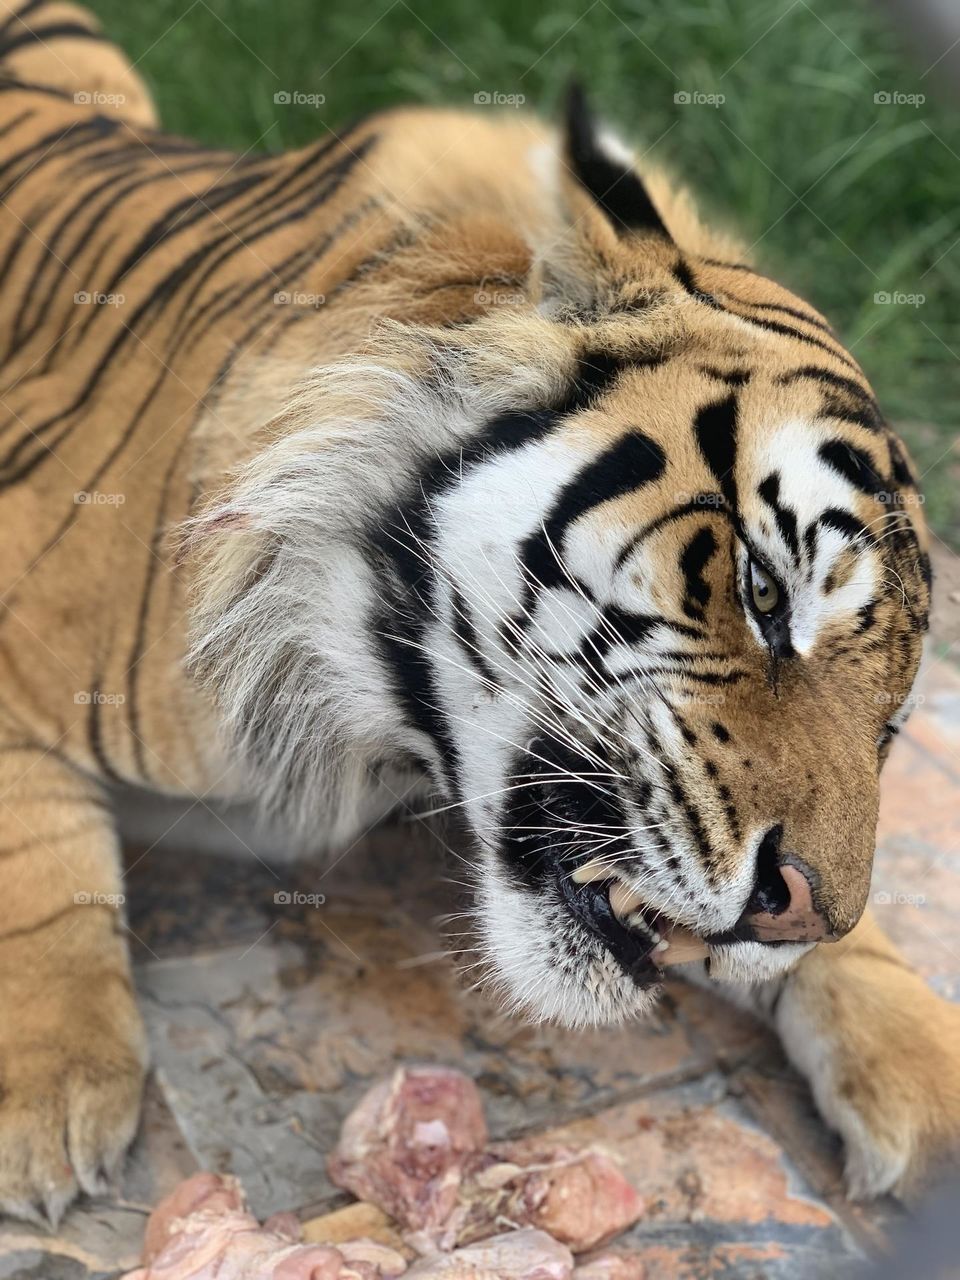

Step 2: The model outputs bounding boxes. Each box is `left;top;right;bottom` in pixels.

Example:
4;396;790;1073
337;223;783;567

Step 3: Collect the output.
190;90;931;1028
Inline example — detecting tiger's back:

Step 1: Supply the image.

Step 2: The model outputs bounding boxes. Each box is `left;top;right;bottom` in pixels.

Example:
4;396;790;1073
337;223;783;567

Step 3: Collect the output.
0;4;558;796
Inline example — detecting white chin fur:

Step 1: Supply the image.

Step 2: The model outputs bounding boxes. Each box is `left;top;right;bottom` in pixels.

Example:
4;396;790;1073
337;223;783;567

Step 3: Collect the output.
475;864;661;1029
706;939;814;984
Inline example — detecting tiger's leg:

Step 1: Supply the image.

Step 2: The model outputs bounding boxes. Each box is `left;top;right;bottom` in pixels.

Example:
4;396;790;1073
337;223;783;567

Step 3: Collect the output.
0;0;158;127
0;740;147;1225
703;911;960;1198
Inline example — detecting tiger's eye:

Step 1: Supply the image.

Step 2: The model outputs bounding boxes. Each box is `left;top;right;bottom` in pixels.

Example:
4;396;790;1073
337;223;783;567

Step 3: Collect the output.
750;560;780;614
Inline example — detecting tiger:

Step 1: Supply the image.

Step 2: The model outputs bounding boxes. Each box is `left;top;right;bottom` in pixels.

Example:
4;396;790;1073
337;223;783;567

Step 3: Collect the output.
0;0;956;1229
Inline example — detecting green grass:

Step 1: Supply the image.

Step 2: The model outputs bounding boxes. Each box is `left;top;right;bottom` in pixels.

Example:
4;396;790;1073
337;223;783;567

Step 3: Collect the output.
88;0;960;545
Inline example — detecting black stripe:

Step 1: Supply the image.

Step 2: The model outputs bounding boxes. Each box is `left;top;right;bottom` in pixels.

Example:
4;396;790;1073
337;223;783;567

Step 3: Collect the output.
0;0;47;39
757;474;799;558
679;526;716;621
87;678;122;783
819;507;869;544
0;21;103;58
818;439;885;495
449;586;501;692
0;136;377;484
518;430;666;600
694;393;739;513
615;494;725;571
776;365;881;431
673;260;859;369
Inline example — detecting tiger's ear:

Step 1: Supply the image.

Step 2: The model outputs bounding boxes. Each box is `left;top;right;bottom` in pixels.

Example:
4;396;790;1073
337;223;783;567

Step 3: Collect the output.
563;82;673;241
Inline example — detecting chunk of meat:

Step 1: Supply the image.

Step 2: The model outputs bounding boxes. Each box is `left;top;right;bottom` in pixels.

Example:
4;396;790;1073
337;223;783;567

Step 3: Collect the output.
502;1146;643;1253
328;1066;488;1231
328;1067;641;1254
121;1172;402;1280
416;1146;643;1254
405;1228;573;1280
125;1067;644;1280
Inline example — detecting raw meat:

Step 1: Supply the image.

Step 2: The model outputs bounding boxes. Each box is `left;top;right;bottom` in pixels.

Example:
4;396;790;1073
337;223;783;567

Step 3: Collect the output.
328;1065;488;1231
124;1065;644;1280
122;1172;406;1280
438;1145;643;1253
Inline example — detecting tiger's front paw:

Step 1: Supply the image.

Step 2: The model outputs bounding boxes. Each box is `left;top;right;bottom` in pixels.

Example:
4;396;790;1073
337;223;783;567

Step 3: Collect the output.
779;959;960;1200
0;961;148;1226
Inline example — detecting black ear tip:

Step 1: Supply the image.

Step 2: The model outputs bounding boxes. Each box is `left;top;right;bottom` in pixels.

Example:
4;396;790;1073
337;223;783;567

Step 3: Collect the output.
563;79;593;158
558;81;671;241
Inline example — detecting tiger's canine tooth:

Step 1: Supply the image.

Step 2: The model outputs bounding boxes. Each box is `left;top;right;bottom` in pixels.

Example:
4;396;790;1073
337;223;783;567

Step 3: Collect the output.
657;925;711;966
571;858;617;885
608;880;644;920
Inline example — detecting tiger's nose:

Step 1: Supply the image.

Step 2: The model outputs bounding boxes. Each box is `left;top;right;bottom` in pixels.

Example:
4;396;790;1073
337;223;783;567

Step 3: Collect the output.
738;825;835;943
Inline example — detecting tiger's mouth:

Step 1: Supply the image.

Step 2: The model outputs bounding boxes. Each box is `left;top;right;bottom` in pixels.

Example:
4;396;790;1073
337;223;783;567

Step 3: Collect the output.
560;858;711;987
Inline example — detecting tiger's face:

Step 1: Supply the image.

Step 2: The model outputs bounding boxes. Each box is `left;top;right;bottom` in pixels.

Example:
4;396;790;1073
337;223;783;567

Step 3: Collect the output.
403;326;928;1026
191;92;930;1031
366;98;931;1028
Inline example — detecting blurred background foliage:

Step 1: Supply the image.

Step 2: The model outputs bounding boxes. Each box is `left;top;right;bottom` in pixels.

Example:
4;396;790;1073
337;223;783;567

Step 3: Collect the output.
88;0;959;544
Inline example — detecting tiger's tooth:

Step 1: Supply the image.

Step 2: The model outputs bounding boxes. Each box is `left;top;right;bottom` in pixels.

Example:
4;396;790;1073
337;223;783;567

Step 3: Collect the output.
625;909;660;943
571;858;616;885
609;881;645;921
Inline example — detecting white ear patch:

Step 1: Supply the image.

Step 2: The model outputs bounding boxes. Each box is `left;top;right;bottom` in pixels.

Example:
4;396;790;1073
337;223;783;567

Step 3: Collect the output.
596;128;636;170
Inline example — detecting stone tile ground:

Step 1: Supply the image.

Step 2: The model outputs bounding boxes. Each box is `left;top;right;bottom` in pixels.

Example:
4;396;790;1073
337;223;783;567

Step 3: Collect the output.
2;576;958;1279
